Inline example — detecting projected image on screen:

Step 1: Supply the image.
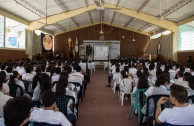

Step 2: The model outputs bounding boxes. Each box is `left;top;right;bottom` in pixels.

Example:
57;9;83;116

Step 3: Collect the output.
94;45;109;60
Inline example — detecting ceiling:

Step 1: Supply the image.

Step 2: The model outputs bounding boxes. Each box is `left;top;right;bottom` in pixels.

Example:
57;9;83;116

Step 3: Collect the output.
0;0;194;35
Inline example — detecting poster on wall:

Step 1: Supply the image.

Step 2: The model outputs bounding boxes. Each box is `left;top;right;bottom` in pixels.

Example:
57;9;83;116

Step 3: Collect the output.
41;33;53;52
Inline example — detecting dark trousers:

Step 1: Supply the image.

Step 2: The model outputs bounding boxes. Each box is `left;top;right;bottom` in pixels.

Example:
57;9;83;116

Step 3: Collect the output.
66;113;77;126
108;74;113;84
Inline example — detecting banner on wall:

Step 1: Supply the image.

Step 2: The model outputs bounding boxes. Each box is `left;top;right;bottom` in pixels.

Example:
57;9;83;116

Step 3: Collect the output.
41;33;53;52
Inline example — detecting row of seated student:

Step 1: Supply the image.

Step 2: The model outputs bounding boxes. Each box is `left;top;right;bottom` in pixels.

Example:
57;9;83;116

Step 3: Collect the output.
108;57;194;125
0;58;93;126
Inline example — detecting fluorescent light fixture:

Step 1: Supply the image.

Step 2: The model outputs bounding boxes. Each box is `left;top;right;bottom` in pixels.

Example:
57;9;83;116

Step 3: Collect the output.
162;30;172;35
150;33;161;39
34;30;41;36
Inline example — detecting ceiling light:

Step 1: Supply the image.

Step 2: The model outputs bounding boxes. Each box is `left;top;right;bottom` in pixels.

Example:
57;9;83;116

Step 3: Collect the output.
132;38;135;41
151;33;161;39
162;30;172;35
34;30;41;36
99;30;103;34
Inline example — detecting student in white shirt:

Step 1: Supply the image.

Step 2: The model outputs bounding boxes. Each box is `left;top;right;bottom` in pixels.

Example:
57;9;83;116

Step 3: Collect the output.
177;72;191;89
174;70;184;84
187;76;194;97
0;96;32;126
5;66;12;80
51;67;61;84
155;84;194;126
0;80;12;117
112;67;121;86
0;71;10;95
32;73;52;101
6;70;25;96
30;90;72;126
70;65;84;85
17;62;26;76
142;73;169;117
22;65;35;82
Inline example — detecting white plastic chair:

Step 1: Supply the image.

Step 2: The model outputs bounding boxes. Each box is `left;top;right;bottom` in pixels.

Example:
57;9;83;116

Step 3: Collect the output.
119;78;133;106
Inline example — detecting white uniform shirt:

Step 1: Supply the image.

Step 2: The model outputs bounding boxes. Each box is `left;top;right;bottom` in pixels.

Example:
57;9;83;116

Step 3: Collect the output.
0;91;12;117
158;104;194;125
29;108;71;126
51;74;60;84
22;73;34;82
2;83;9;94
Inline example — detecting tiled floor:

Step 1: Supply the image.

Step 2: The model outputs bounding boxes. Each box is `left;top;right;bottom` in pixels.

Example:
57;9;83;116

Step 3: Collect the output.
77;69;138;126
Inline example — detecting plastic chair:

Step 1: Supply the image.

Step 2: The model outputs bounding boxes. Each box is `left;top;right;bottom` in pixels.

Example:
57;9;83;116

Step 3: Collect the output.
22;80;33;97
8;83;24;97
142;94;169;126
56;95;75;116
119;78;133;106
128;88;147;126
187;95;194;103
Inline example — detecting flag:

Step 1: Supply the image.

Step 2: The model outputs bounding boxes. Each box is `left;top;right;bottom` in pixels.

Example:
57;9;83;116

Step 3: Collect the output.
75;37;78;53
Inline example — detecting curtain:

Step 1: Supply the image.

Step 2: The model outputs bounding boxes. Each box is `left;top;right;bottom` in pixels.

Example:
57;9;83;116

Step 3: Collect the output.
145;38;160;55
25;30;42;55
160;34;173;59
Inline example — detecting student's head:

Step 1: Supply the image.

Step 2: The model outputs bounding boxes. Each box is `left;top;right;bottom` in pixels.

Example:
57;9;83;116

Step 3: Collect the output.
155;73;169;87
55;67;61;74
6;66;12;73
55;74;68;97
3;96;32;126
121;70;128;78
170;84;188;104
188;76;194;90
75;65;81;72
156;69;162;77
137;75;148;89
136;70;142;78
0;64;6;70
190;66;194;72
116;67;120;73
25;65;33;73
177;70;184;78
40;73;51;95
9;71;19;84
0;71;6;82
35;66;42;73
183;72;192;81
41;90;57;108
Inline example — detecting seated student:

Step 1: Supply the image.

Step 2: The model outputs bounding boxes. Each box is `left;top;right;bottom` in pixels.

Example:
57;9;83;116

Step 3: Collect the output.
142;73;169;117
5;66;12;80
22;65;35;82
190;66;194;76
70;65;84;85
119;70;133;93
17;62;26;76
51;67;61;84
177;72;191;89
0;96;32;126
6;71;25;96
187;76;194;96
32;73;51;101
0;80;12;117
155;84;194;125
30;90;72;126
0;71;10;95
112;67;121;86
174;71;184;84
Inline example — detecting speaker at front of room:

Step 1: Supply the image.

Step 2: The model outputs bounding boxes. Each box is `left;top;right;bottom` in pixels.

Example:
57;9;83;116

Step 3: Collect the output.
86;45;92;56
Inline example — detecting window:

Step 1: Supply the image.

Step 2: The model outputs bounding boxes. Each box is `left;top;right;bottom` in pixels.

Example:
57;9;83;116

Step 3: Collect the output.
0;15;4;47
178;24;194;51
5;18;27;49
